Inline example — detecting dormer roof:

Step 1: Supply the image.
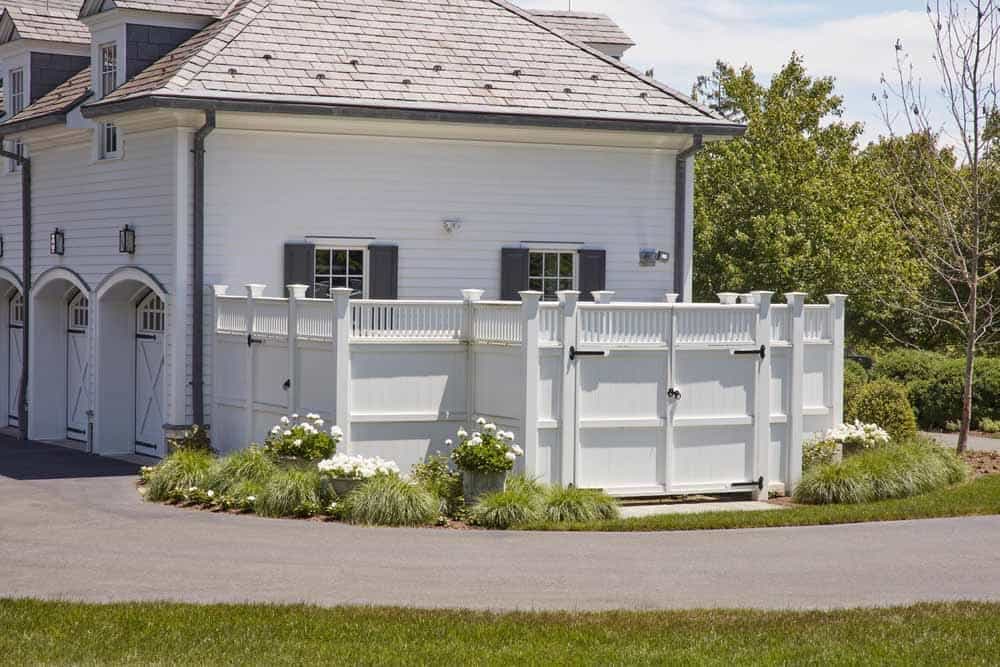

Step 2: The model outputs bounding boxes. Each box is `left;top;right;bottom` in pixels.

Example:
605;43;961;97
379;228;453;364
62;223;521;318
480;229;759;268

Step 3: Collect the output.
528;10;636;48
79;0;233;20
0;66;91;133
0;0;90;45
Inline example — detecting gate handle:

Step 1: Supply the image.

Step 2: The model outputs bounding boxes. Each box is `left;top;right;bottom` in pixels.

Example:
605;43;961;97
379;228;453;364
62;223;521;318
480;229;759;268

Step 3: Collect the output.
667;388;682;400
733;345;766;360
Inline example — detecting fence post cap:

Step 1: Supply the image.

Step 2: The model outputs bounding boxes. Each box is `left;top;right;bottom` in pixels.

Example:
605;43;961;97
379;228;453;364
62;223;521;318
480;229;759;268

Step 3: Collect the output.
591;290;615;304
751;290;774;307
717;292;740;305
212;285;229;296
244;284;266;298
557;290;580;303
461;289;485;302
663;293;679;303
330;287;354;298
518;290;543;303
287;284;309;299
826;293;849;303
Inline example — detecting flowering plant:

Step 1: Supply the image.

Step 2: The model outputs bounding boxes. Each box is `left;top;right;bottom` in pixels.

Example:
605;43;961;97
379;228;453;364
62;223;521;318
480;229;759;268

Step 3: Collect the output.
450;418;523;474
802;420;890;470
317;453;400;479
263;413;342;461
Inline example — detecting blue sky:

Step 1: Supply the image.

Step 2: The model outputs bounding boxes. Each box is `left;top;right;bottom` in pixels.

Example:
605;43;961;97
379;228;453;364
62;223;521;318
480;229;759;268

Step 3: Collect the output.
516;1;939;144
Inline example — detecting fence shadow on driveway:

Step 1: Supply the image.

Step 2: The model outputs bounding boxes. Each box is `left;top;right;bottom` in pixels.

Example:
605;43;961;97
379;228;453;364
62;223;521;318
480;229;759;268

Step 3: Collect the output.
0;436;140;480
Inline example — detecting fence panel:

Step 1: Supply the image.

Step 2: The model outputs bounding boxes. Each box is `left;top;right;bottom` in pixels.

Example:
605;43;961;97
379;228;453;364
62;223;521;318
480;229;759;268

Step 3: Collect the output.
473;303;522;344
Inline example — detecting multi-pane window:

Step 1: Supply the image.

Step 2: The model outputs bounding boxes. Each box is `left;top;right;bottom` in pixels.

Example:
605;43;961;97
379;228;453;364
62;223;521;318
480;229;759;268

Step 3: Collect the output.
100;43;118;97
529;251;576;300
138;295;165;334
314;248;365;298
69;294;90;330
9;67;24;116
99;122;120;159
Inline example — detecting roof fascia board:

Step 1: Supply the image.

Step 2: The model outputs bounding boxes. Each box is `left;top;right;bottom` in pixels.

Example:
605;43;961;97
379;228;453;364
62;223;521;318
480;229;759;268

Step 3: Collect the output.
81;94;747;137
0;10;17;45
82;6;215;30
0;90;94;136
0;38;90;58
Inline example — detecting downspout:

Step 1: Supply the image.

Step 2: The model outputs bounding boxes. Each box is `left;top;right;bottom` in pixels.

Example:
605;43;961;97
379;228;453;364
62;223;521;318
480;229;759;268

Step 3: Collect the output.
192;111;216;426
673;135;703;302
0;137;32;438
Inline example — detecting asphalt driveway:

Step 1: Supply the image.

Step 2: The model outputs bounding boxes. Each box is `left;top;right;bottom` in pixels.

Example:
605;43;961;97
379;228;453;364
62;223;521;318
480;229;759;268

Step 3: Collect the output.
1;437;998;611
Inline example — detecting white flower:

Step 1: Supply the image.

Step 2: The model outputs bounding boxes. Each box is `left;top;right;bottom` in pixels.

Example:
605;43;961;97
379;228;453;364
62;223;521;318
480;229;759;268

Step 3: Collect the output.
207;490;215;498
476;417;487;426
504;452;517;462
283;430;292;437
445;439;453;447
504;431;515;441
471;436;483;446
271;426;282;435
457;428;468;438
314;419;325;427
511;445;524;456
330;425;344;439
291;413;300;420
279;416;290;425
484;423;497;433
293;439;303;447
247;495;256;502
307;413;320;420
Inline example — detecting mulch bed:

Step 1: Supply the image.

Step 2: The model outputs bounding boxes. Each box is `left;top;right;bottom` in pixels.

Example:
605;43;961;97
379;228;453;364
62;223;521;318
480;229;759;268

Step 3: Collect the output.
962;451;1000;478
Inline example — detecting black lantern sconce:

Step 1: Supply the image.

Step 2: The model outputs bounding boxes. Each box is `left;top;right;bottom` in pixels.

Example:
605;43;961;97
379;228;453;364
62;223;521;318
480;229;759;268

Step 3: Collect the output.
50;228;65;256
119;224;136;254
0;234;4;259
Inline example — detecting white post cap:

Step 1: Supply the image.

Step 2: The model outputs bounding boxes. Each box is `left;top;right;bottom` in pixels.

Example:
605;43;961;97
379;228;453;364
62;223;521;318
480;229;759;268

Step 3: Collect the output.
717;292;740;305
212;285;229;297
245;284;266;298
591;291;615;304
663;293;679;303
287;284;309;299
461;289;485;302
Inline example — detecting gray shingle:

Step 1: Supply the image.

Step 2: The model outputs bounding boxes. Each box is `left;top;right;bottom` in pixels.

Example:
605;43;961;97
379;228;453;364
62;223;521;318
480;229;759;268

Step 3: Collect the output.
1;0;90;45
528;10;635;47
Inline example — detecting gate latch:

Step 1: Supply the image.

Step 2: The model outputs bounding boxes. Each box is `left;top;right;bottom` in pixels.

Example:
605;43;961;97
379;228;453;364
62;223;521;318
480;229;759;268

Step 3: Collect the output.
733;345;766;360
731;476;765;491
667;387;682;401
569;346;609;361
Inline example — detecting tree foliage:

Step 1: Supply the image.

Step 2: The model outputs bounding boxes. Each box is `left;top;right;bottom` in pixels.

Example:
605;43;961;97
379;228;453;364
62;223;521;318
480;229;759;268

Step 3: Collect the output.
693;54;923;344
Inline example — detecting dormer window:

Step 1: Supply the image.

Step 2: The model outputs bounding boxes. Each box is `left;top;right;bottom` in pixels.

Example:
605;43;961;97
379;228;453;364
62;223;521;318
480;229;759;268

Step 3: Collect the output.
9;68;24;116
100;42;118;97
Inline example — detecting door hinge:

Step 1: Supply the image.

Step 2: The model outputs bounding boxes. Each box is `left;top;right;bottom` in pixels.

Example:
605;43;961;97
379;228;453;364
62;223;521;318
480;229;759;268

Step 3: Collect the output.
731;476;765;491
247;334;263;347
283;379;292;390
733;345;766;360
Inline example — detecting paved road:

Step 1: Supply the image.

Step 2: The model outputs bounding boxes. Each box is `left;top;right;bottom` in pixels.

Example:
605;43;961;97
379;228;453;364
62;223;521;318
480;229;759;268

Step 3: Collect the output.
1;437;999;612
926;431;1000;453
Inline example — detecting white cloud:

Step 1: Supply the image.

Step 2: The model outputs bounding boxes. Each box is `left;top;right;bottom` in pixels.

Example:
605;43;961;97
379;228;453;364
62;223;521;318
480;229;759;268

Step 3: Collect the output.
516;0;942;144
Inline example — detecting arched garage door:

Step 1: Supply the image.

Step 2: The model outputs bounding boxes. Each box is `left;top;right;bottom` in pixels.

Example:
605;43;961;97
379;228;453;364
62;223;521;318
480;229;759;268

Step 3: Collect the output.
134;292;165;455
8;293;23;428
66;291;90;443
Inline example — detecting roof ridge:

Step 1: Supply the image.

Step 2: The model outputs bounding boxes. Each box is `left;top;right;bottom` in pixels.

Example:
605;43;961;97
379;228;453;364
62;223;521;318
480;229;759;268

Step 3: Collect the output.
159;0;270;94
492;0;727;124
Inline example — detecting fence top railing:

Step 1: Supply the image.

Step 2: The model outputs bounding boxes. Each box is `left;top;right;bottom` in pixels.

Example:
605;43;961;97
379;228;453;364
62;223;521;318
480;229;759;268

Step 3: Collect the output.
214;286;840;346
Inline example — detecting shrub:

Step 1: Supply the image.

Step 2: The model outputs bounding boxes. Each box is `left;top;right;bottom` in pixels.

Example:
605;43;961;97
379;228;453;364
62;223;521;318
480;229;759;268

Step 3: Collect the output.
873;349;949;385
145;449;214;502
944;420;961;433
542;486;620;523
468;485;543;529
411;454;463;517
166;425;214;455
264;414;341;461
450;418;523;473
844;359;868;414
980;417;1000;434
846;380;918;442
205;446;276;494
794;439;967;505
254;468;325;518
342;475;438;527
802;438;840;470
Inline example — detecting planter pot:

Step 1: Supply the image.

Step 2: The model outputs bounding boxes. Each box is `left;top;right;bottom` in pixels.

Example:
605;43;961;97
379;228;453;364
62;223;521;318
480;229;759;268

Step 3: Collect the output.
323;477;364;498
462;470;508;505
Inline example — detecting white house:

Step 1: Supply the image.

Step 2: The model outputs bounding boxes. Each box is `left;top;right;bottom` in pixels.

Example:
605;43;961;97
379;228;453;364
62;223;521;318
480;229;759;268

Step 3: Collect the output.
0;0;749;467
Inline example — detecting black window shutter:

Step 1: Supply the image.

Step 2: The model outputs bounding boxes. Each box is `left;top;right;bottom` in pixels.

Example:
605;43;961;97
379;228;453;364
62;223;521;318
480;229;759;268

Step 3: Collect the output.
283;242;316;297
578;249;607;302
369;244;399;300
500;247;530;301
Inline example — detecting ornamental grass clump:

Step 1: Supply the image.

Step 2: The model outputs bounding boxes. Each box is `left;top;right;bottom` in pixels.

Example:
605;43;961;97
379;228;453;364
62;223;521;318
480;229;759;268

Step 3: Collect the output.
795;439;967;505
145;449;214;502
263;413;342;461
204;446;277;494
542;486;620;523
342;475;438;527
254;468;325;518
467;476;545;529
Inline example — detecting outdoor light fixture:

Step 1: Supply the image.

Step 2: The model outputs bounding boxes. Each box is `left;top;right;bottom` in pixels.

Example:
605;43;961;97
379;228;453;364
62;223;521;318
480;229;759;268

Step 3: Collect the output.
639;248;670;267
50;228;65;256
119;224;136;254
0;234;4;259
442;218;463;234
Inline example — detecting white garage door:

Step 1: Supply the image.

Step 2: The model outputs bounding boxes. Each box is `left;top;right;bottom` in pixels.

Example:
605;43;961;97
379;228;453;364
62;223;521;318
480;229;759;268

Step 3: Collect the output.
135;293;165;455
8;293;23;428
66;292;90;443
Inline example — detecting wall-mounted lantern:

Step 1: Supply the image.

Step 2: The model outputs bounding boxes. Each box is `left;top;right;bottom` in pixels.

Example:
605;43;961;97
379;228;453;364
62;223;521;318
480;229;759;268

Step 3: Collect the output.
50;228;65;256
0;234;4;259
639;248;670;267
119;224;136;254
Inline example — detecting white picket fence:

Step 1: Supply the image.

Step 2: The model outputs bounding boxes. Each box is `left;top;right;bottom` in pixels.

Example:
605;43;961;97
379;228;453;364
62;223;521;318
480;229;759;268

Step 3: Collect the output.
211;285;845;498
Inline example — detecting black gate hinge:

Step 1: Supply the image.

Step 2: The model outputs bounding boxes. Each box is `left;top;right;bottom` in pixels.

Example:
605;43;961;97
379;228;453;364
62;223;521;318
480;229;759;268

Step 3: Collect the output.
247;334;263;347
733;345;766;360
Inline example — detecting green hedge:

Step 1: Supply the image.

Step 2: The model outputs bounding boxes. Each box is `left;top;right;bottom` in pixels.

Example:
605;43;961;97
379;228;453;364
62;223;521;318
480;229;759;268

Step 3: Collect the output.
871;350;1000;429
845;380;917;442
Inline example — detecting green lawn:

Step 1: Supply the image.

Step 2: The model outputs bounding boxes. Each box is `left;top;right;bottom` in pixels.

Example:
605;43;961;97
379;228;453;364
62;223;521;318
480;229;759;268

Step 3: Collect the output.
1;599;998;665
522;474;1000;532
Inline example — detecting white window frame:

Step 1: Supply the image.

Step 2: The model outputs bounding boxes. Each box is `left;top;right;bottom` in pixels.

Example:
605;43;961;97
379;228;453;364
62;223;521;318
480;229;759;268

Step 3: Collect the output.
528;248;578;301
100;42;118;97
9;67;24;116
7;140;23;174
314;246;368;299
98;122;121;160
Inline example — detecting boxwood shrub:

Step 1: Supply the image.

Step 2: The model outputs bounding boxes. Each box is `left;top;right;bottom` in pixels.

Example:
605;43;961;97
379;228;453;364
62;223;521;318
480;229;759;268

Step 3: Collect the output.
846;380;918;442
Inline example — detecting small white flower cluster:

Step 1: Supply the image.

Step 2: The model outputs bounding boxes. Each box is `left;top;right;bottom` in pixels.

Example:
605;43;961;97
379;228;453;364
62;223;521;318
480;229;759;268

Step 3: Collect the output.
318;452;401;479
271;413;336;438
816;420;890;450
